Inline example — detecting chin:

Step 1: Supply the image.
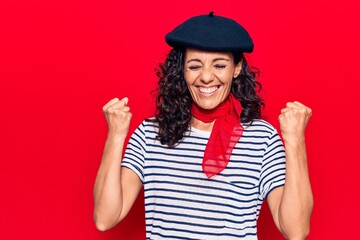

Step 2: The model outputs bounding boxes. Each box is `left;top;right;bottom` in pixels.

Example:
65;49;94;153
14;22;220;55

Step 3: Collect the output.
196;99;222;110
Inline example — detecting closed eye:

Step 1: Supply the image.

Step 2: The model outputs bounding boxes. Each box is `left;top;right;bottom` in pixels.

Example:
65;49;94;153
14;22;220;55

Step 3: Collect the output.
214;64;226;69
188;65;201;70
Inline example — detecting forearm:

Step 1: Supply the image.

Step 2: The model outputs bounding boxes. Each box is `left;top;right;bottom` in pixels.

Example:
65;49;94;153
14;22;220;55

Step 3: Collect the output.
279;137;314;239
93;136;125;230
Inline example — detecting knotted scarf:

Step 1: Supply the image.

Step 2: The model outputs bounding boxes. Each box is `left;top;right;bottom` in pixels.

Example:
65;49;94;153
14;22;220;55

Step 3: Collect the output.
191;94;244;178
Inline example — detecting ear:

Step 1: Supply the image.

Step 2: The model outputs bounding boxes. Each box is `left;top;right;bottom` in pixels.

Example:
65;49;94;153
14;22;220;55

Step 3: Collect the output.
233;59;243;78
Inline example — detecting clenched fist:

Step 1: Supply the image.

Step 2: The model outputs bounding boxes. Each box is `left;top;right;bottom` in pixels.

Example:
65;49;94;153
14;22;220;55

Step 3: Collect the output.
278;101;312;144
102;97;132;140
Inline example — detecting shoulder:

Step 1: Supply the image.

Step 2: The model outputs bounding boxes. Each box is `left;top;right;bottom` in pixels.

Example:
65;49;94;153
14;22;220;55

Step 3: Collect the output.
131;118;159;138
142;117;159;130
242;119;277;134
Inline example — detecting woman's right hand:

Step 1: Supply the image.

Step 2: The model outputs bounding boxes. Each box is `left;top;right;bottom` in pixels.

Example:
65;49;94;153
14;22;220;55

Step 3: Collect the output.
102;97;132;140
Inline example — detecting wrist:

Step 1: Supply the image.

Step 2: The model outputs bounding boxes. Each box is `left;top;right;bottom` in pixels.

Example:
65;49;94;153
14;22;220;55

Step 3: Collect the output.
106;134;126;143
282;136;306;149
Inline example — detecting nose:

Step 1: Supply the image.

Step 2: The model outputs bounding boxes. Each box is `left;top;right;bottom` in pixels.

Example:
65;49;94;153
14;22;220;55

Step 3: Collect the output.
199;68;214;84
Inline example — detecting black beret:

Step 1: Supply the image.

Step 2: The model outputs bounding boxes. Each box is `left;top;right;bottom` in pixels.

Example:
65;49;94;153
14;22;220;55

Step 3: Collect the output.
165;12;254;53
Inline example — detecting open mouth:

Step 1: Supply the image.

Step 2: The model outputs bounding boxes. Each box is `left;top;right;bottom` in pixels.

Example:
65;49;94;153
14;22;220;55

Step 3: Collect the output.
198;86;219;95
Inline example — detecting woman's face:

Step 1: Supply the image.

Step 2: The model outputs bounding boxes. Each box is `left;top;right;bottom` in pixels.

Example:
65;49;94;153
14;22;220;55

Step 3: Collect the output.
184;49;242;110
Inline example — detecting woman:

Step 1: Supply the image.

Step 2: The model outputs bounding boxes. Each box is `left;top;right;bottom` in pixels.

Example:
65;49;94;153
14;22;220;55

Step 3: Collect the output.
93;13;313;239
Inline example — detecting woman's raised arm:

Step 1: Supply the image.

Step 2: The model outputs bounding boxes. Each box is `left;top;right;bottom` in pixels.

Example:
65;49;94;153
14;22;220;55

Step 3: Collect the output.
268;101;314;239
93;97;142;231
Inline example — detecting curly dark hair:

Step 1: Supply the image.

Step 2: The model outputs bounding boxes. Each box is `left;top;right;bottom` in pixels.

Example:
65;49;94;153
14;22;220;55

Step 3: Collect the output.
148;48;264;147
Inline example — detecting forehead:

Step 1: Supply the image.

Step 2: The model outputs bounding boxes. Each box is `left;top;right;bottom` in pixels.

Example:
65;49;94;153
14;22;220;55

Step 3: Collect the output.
185;48;233;61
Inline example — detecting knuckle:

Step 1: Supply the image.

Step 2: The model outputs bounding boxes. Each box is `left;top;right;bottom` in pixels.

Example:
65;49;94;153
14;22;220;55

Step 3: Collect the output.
117;102;125;108
108;107;114;113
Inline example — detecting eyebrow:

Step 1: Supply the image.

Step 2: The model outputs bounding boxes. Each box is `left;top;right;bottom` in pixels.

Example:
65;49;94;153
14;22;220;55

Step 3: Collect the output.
213;58;230;62
186;58;230;64
186;59;202;64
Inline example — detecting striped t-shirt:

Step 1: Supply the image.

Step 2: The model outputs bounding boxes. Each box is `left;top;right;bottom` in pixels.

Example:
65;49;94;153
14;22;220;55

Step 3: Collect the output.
122;119;286;240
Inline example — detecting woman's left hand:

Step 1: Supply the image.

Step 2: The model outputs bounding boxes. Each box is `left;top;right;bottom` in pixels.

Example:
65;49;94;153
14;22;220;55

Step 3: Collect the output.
278;101;312;144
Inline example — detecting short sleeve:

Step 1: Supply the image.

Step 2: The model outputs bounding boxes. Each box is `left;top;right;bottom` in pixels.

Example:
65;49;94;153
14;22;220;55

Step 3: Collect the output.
121;122;146;183
259;129;286;199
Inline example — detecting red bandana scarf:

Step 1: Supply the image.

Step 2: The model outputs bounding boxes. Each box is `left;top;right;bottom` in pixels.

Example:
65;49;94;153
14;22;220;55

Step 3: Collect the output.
191;94;244;178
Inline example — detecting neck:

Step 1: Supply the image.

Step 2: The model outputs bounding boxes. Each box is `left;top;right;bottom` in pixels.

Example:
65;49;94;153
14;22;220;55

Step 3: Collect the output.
190;94;242;132
190;117;214;132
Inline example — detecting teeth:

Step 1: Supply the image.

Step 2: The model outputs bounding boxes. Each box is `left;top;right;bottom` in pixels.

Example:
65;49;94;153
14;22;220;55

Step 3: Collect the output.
199;86;218;94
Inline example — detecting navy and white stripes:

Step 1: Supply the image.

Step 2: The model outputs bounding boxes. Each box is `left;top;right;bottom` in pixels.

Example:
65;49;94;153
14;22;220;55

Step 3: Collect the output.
122;119;286;240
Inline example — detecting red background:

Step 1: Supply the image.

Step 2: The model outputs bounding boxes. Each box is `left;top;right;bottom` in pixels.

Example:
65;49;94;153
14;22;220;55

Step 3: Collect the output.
0;0;359;239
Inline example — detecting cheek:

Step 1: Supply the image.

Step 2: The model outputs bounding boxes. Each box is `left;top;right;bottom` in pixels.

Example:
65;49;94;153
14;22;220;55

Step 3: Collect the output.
184;71;199;85
183;73;195;93
216;72;234;84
